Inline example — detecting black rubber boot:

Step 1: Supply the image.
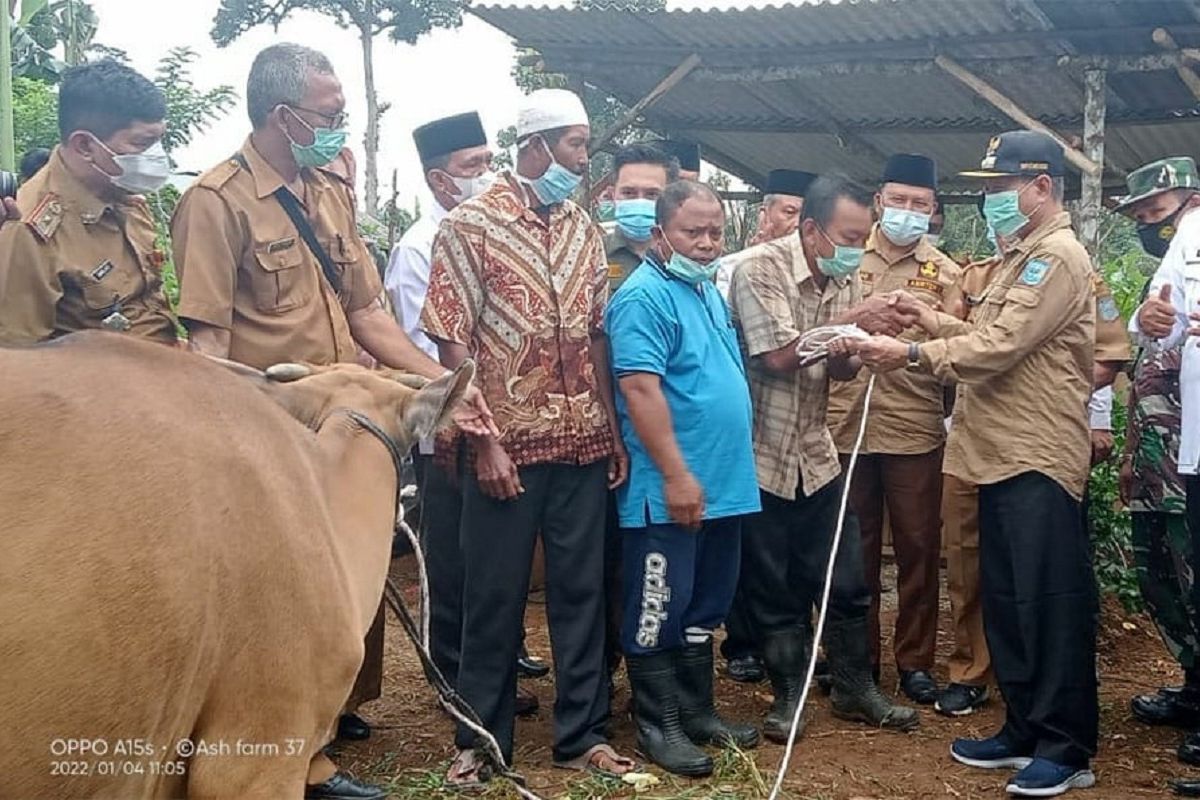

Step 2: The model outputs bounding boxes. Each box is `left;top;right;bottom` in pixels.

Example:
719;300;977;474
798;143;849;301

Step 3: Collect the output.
826;618;920;732
677;641;760;749
761;628;810;744
626;651;714;777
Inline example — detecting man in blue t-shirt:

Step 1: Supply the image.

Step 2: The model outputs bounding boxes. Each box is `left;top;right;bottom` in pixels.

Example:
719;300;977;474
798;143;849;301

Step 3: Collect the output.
606;181;761;777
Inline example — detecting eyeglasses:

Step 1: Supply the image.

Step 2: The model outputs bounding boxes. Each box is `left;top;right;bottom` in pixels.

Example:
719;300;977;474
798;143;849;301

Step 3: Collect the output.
288;105;349;130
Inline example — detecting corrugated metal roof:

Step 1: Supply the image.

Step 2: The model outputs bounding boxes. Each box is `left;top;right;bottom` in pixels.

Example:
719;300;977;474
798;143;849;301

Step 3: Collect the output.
474;0;1200;191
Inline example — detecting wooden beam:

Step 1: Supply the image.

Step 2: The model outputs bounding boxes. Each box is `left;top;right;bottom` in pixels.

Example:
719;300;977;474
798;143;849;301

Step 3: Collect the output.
933;54;1102;177
588;53;701;155
1078;66;1107;255
1153;27;1200;101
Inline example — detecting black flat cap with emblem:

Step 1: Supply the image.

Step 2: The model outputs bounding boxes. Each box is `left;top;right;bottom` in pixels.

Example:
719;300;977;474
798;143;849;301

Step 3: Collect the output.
658;140;701;173
765;169;817;198
412;112;488;164
961;130;1064;178
882;154;938;190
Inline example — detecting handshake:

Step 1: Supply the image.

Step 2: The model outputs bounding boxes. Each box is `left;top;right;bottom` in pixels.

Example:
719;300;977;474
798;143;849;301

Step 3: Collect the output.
824;290;940;372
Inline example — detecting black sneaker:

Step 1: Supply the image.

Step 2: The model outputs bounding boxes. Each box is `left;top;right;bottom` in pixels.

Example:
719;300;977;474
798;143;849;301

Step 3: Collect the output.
935;683;989;717
1132;688;1200;729
899;670;939;705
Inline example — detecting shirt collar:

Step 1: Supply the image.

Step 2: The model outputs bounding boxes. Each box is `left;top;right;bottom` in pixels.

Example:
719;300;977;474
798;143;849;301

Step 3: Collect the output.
492;171;570;227
240;136;328;201
44;146;115;223
790;233;849;294
1004;211;1074;257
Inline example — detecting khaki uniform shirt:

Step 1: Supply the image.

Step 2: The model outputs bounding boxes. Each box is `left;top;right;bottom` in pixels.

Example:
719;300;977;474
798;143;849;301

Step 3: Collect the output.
604;224;643;293
827;231;962;455
0;148;176;345
171;137;381;370
922;212;1095;499
729;235;861;501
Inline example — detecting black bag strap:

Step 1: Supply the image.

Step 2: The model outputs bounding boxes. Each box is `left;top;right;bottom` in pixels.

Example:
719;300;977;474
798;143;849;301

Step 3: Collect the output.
231;152;342;295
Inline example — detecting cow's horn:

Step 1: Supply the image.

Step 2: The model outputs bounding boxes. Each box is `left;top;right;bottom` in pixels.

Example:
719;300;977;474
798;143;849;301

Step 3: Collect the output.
265;363;312;382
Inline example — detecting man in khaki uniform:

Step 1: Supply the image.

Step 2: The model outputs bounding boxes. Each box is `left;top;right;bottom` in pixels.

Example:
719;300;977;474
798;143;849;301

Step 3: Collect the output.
857;131;1098;798
172;43;492;800
0;61;176;346
827;154;961;705
938;230;1130;720
603;142;678;293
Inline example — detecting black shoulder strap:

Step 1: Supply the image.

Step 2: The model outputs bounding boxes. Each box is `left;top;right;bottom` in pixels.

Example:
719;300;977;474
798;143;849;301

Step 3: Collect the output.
231;152;342;295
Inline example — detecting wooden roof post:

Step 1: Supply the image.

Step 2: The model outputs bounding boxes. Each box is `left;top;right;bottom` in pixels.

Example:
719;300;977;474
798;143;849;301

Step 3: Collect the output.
934;54;1102;178
1080;65;1107;256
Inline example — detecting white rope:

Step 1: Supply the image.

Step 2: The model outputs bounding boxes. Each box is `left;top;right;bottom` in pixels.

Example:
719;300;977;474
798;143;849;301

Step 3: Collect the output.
767;327;878;800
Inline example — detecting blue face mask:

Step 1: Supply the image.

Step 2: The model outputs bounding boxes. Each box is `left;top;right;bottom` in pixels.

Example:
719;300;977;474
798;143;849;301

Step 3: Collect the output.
982;184;1033;239
816;227;865;278
285;108;348;169
879;206;930;247
524;136;582;206
615;198;656;242
595;200;615;222
665;251;721;284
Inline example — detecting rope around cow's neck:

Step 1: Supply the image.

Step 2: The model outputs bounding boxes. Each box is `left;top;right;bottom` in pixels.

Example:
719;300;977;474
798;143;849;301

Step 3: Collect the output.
346;410;545;800
767;327;875;800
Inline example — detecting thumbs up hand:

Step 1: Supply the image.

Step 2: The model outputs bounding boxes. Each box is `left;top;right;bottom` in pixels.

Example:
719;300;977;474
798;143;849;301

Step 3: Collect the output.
1139;283;1179;339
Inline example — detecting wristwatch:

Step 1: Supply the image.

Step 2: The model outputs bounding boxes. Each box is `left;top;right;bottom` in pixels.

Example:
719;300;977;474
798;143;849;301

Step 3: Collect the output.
905;342;921;370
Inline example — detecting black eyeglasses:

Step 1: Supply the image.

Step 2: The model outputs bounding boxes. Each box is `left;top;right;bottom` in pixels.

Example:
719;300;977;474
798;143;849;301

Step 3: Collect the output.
288;105;348;130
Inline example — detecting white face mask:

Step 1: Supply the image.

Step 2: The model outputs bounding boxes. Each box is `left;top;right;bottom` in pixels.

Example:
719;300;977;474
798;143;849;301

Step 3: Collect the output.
95;139;171;194
448;171;496;203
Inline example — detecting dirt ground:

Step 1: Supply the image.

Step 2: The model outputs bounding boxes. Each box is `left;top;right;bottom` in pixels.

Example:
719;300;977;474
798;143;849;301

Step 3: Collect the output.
335;559;1193;799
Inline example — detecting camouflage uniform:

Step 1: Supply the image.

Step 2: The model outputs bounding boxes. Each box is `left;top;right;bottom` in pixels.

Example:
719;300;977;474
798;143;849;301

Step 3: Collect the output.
1128;280;1197;670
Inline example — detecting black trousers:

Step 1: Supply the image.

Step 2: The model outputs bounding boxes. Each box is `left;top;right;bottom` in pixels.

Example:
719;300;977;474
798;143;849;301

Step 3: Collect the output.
1186;474;1200;665
741;477;871;637
979;471;1098;768
413;454;464;685
719;575;759;662
455;461;610;764
604;491;624;677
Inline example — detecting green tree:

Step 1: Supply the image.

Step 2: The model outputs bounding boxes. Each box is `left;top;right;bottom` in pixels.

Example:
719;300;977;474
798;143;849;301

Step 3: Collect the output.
12;75;57;155
212;0;468;215
154;47;238;154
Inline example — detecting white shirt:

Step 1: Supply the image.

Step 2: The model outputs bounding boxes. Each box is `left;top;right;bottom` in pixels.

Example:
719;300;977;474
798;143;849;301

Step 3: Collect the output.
1129;207;1200;474
384;200;449;455
1088;386;1112;431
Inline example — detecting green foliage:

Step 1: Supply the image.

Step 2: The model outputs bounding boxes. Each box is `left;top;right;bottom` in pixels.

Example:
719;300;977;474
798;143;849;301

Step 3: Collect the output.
146;186;188;341
153;47;238;155
12;76;59;156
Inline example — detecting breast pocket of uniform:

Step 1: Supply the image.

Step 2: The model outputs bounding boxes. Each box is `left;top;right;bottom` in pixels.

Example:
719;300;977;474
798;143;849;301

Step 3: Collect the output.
324;237;359;302
68;261;141;315
252;242;312;314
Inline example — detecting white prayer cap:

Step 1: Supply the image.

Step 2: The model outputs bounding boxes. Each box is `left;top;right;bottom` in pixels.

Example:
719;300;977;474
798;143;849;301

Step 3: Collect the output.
516;89;588;139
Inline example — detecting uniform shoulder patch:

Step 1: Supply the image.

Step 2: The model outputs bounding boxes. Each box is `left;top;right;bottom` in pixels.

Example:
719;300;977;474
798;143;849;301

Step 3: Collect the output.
24;193;64;242
197;158;243;190
1097;295;1120;321
1019;259;1051;286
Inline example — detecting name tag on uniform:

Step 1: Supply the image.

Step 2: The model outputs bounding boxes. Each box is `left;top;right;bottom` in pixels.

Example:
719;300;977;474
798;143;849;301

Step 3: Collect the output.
267;237;297;254
907;278;943;295
608;262;624;281
91;260;115;281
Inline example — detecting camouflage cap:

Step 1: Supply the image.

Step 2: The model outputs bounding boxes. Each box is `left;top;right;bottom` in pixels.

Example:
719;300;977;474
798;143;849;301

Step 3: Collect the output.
1115;157;1200;213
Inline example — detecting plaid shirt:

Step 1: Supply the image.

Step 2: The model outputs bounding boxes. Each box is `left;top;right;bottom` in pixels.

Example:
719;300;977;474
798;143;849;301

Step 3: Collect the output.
421;173;613;469
728;235;860;500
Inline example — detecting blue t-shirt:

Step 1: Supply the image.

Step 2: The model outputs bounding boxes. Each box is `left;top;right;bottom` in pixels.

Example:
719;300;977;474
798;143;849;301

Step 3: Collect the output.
605;258;762;528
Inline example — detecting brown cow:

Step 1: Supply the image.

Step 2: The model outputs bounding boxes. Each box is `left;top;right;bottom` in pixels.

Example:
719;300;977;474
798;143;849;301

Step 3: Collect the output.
0;331;472;798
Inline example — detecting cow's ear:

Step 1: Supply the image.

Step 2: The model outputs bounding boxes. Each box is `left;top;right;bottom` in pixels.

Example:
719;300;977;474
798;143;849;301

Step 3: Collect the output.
401;360;475;441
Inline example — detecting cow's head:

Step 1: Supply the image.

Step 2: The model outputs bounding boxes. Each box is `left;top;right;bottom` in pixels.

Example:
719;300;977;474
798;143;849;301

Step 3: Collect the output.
210;357;475;452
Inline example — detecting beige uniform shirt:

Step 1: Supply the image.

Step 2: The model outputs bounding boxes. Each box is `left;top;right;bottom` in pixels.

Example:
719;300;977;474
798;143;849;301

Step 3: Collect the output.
921;212;1095;499
729;235;861;500
827;231;962;455
171;137;381;370
0;148;176;345
604;225;643;293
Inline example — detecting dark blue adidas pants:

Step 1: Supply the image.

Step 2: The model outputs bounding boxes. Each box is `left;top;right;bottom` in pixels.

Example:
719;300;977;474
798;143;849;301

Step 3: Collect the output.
621;516;743;656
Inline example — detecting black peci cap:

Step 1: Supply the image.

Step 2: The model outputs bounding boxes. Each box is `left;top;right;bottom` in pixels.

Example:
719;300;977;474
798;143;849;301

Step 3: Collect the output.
412;112;488;165
764;169;817;197
658;140;701;173
882;154;937;190
960;130;1065;178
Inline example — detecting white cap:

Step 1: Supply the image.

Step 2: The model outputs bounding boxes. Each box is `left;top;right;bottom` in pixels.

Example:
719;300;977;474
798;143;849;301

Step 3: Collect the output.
516;89;589;139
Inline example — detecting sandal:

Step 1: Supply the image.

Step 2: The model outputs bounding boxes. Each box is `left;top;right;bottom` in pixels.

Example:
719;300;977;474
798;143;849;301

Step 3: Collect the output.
553;743;639;779
446;749;491;791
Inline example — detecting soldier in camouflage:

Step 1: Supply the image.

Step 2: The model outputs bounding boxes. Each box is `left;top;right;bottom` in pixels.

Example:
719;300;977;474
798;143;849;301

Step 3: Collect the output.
1117;158;1200;738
